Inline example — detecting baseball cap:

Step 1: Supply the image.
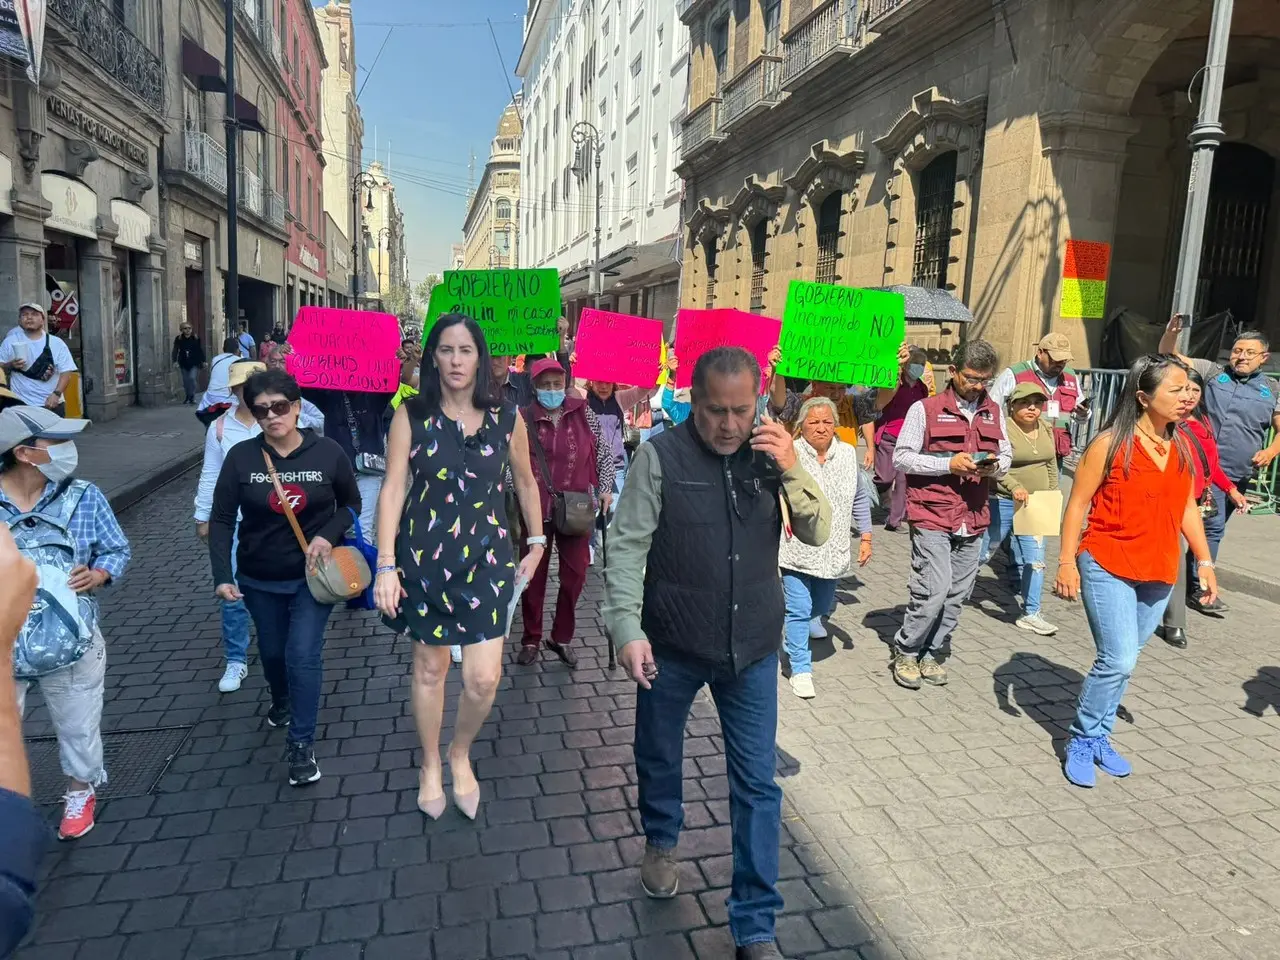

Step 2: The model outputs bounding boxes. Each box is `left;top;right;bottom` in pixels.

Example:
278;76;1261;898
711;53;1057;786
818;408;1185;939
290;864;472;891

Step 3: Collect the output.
528;357;566;381
227;360;267;388
0;367;19;406
0;405;89;454
1038;332;1074;362
1009;382;1049;404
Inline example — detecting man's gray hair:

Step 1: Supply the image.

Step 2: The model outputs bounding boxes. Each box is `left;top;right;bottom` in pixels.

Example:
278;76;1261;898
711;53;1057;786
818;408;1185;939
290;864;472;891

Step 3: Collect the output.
952;338;1000;375
691;346;761;398
1235;330;1270;351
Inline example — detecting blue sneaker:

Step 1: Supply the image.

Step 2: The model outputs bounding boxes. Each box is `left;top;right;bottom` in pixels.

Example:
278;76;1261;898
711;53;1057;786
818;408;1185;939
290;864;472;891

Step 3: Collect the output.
1063;737;1096;788
1094;737;1131;778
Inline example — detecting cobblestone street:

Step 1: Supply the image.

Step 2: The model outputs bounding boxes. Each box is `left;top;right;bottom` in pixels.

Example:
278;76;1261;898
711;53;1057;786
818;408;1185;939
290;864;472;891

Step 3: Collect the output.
14;471;1280;960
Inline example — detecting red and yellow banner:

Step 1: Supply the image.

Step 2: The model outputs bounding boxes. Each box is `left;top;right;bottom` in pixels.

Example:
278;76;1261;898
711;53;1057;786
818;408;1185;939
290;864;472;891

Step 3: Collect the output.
1060;239;1111;320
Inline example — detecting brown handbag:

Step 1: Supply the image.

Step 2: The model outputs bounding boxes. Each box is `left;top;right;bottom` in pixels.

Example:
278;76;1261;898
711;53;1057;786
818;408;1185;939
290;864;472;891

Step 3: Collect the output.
261;448;370;603
526;424;597;537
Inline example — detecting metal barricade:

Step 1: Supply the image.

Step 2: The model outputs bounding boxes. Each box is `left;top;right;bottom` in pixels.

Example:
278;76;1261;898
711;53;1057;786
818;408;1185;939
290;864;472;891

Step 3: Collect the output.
1067;368;1127;463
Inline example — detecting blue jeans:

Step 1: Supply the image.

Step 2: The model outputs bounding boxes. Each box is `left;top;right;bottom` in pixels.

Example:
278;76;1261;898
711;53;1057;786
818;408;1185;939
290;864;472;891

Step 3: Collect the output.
982;498;1047;616
781;571;837;676
1187;479;1245;595
240;580;335;746
635;650;783;946
223;526;251;665
1070;552;1173;740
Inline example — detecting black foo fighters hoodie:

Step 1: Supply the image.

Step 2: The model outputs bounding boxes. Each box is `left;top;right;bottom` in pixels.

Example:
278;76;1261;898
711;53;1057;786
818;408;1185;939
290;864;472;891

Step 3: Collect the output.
208;429;360;587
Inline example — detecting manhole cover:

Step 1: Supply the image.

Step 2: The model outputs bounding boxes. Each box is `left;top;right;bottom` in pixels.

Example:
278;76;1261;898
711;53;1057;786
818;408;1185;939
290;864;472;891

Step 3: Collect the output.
24;726;192;805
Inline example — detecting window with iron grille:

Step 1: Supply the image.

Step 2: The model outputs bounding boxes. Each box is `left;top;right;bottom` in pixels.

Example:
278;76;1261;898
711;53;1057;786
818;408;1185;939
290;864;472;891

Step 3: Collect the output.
815;191;843;285
749;219;768;313
913;151;957;289
1195;142;1274;327
703;238;718;308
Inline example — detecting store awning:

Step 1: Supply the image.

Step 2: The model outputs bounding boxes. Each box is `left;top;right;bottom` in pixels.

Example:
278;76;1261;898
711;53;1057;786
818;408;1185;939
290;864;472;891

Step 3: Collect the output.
235;95;266;134
181;38;225;93
560;236;682;298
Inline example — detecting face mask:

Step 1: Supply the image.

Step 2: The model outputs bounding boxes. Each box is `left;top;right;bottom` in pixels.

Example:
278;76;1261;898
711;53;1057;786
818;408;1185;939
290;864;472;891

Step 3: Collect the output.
35;442;77;483
907;363;925;382
537;389;566;410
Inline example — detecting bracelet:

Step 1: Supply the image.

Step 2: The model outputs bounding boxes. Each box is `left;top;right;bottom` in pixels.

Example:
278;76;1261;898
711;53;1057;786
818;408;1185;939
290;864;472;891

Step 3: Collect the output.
526;535;548;547
1196;560;1215;569
375;564;397;575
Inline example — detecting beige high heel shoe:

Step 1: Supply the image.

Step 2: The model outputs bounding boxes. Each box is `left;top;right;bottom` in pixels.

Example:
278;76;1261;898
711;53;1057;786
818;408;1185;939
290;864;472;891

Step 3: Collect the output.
418;766;446;820
447;745;481;820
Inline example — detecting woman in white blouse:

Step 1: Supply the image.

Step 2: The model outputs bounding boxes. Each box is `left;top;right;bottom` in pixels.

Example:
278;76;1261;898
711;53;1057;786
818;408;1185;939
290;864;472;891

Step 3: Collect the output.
779;396;873;699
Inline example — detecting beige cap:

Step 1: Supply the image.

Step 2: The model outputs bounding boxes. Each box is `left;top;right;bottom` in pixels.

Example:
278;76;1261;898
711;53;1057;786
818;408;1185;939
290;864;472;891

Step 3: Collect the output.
1038;332;1074;362
227;360;267;388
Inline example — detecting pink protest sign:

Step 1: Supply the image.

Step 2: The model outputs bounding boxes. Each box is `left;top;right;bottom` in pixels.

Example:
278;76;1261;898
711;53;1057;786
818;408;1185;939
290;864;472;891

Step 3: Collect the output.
673;309;782;390
572;308;664;386
286;307;403;392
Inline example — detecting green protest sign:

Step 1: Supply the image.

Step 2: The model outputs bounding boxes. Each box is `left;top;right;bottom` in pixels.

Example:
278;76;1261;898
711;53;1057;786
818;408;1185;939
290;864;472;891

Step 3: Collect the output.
424;269;562;355
776;280;906;388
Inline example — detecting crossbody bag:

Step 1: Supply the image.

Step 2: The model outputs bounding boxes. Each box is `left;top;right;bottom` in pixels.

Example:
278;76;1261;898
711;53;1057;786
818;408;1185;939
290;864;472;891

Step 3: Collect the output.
1180;423;1218;519
525;426;596;538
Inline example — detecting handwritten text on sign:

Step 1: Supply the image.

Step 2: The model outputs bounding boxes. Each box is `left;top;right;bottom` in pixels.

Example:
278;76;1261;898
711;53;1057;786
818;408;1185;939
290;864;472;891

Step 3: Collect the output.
424;269;561;356
673;309;782;390
777;281;905;389
572;308;664;386
286;307;402;392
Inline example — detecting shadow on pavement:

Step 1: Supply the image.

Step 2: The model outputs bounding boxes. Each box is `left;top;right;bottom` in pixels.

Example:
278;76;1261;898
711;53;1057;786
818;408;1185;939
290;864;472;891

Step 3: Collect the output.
992;651;1083;759
1242;666;1280;716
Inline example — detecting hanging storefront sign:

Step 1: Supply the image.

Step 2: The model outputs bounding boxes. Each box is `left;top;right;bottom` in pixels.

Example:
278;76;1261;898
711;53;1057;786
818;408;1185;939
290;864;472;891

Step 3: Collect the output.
110;199;151;253
13;0;44;85
42;173;97;239
0;1;29;76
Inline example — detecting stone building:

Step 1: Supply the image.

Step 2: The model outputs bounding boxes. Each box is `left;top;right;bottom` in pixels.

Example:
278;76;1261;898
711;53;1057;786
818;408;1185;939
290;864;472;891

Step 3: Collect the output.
164;0;289;381
676;0;1280;368
0;1;166;419
315;0;363;308
359;159;406;312
460;97;522;272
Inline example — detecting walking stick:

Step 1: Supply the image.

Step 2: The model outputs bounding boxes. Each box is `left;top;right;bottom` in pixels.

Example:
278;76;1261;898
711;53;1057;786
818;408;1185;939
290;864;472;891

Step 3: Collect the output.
600;509;616;671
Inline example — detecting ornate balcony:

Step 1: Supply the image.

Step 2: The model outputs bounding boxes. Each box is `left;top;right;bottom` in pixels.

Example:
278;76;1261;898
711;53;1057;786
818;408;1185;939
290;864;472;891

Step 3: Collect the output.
184;130;227;194
721;56;783;129
867;0;908;22
267;189;286;228
682;98;726;160
48;0;164;113
239;168;265;218
781;0;858;90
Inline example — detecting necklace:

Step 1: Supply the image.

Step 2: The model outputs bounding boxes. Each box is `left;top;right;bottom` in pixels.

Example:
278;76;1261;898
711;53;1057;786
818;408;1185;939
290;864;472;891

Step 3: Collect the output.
1135;423;1167;456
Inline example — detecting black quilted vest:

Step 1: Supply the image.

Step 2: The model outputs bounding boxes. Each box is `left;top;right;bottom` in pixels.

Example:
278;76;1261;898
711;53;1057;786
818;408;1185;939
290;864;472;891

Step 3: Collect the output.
640;420;785;674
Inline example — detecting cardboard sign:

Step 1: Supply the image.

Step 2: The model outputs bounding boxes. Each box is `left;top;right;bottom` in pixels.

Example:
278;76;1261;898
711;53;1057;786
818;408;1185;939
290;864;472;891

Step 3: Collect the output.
425;269;561;356
672;309;781;390
572;308;664;386
776;281;905;389
286;307;402;392
1061;239;1111;320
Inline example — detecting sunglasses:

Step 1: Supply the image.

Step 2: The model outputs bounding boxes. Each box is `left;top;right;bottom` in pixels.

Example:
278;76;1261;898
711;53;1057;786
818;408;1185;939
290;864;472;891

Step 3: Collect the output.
250;400;295;420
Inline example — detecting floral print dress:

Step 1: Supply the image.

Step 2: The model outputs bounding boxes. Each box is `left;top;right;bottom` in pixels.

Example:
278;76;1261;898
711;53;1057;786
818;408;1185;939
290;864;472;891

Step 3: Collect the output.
386;404;518;646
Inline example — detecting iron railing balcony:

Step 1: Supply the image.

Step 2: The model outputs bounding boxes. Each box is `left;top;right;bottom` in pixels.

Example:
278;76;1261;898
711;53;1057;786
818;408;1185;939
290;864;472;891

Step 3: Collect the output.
781;0;858;90
721;56;783;128
238;168;265;218
267;189;286;228
48;0;164;112
867;0;908;23
184;130;227;194
682;98;726;159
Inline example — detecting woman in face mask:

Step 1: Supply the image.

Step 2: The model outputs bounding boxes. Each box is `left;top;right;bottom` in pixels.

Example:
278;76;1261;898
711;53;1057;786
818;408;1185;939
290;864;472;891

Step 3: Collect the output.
873;344;933;532
516;357;615;669
0;405;131;842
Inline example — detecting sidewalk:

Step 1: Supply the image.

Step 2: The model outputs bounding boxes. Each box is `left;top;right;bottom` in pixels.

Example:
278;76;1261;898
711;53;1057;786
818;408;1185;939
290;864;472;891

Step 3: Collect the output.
1216;511;1280;603
76;404;207;512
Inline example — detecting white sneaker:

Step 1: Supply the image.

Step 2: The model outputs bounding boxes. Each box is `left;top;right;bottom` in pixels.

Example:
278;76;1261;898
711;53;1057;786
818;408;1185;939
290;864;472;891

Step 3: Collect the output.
218;661;248;693
589;545;596;565
808;617;828;639
450;645;463;663
790;673;816;699
1016;613;1059;636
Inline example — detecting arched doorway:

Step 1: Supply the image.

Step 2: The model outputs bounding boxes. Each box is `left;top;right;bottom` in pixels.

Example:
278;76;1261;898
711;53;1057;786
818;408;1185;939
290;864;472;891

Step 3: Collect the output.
1196;143;1275;327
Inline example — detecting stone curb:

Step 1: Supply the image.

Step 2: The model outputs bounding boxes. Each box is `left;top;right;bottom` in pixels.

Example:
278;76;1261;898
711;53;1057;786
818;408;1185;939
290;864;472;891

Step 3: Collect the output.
106;450;204;514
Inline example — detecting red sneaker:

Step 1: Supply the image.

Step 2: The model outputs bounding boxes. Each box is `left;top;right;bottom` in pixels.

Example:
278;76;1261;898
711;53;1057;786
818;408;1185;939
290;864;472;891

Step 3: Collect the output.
58;789;96;840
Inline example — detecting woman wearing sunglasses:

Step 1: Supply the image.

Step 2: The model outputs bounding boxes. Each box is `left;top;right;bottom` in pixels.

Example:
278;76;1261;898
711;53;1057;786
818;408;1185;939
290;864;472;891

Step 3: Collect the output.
208;368;361;787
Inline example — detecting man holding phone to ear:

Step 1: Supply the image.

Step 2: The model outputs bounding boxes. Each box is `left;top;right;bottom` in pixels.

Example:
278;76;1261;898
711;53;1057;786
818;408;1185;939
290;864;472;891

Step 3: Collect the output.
890;339;1011;690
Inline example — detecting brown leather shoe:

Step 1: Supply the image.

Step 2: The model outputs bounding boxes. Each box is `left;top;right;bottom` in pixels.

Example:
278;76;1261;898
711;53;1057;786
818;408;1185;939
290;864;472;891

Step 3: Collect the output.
516;645;539;665
545;640;578;669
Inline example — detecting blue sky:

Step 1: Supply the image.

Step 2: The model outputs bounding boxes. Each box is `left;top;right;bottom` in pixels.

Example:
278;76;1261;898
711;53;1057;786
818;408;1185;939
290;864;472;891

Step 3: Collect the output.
346;0;526;284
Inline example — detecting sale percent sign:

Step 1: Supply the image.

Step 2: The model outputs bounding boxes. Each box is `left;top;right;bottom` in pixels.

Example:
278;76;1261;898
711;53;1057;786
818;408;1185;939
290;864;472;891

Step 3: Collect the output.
776;281;905;389
286;307;403;392
572;308;664;386
672;309;782;390
425;269;562;356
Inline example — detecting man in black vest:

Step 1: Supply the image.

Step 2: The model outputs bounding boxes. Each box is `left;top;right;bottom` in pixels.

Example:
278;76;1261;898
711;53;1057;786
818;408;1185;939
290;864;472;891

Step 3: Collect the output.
603;347;831;960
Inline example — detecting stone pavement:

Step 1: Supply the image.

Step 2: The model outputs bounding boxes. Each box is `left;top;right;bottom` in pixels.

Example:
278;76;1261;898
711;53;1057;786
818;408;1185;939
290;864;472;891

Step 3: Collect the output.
13;472;1280;960
76;404;206;512
1215;511;1280;604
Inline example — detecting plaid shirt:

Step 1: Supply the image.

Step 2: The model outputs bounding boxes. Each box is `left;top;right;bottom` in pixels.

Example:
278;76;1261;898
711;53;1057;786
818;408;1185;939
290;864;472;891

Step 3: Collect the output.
0;480;131;581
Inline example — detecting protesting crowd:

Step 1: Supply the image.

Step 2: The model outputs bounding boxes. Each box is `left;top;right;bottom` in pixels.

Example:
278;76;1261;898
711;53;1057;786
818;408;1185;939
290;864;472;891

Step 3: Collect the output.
1;278;1278;960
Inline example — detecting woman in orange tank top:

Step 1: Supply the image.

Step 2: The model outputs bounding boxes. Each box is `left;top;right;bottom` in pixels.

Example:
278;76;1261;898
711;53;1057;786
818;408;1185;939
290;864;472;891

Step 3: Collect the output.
1054;355;1216;789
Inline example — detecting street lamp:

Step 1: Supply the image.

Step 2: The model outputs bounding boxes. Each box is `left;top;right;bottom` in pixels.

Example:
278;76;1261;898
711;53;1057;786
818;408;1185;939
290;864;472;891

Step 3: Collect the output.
570;120;603;309
351;170;378;308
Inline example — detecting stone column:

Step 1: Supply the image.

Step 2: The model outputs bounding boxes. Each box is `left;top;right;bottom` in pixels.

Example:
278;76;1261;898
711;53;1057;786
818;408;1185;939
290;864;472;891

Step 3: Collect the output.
79;237;121;422
133;238;168;407
0;195;51;320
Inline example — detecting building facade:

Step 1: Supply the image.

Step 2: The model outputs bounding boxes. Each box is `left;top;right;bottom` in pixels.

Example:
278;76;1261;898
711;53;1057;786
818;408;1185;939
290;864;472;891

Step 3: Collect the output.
359;159;407;314
676;0;1280;368
460;97;522;271
315;0;362;308
0;2;167;420
165;0;289;390
517;0;689;331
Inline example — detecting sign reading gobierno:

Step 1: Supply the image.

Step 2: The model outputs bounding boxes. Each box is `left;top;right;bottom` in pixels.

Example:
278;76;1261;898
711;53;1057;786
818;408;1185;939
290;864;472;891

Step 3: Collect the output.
424;269;562;356
572;308;664;387
776;281;905;389
286;307;403;392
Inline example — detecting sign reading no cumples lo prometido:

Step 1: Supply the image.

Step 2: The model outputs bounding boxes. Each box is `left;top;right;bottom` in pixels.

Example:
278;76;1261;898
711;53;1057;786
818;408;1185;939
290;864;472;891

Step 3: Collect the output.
776;280;906;389
424;269;562;356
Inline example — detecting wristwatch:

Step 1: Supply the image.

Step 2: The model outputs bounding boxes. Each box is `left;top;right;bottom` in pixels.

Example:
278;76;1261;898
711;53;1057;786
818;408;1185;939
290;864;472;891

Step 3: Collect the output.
527;535;548;547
